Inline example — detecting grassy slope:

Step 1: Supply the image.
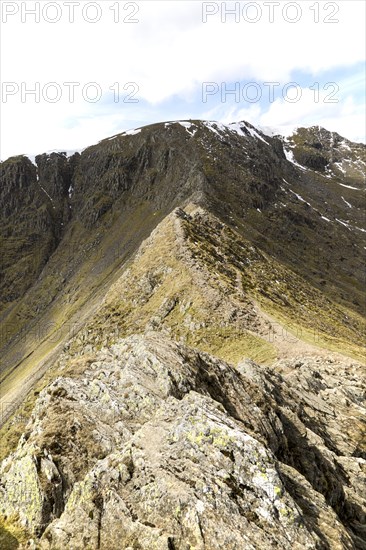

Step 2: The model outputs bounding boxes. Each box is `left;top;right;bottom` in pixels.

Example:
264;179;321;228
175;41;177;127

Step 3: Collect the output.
0;202;165;441
182;209;366;361
0;208;276;462
0;206;365;548
1;205;365;463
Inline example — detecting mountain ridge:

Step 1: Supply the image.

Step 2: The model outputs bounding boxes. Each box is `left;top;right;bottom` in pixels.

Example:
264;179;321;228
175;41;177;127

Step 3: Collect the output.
0;119;365;549
1;118;365;426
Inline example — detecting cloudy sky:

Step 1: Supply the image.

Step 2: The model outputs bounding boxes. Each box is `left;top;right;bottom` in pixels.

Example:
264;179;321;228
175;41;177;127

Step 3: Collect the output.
0;0;365;160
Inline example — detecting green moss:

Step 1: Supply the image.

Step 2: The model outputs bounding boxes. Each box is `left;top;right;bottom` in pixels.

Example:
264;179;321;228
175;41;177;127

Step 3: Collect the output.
0;514;30;549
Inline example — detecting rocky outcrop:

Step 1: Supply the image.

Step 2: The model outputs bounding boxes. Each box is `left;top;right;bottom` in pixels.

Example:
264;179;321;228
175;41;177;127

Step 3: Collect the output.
287;126;366;184
0;334;364;548
0;156;56;311
35;152;77;238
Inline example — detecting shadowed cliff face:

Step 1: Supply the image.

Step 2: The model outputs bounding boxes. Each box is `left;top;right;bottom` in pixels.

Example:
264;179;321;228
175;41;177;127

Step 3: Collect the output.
0;156;57;311
0;120;365;548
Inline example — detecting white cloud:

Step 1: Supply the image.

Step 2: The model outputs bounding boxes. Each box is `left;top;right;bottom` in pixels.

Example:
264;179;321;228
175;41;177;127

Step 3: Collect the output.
256;86;366;142
1;0;365;158
212;85;366;143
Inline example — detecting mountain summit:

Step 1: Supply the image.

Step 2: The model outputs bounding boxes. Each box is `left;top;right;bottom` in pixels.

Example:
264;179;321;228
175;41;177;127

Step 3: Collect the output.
0;120;365;549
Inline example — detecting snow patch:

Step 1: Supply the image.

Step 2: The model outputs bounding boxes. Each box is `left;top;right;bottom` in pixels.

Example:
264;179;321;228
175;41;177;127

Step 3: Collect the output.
26;155;37;166
177;121;193;129
226;121;269;144
107;128;141;140
203;121;227;137
202;120;269;144
288;189;310;204
338;183;361;190
284;148;307;170
335;219;366;233
336;219;350;229
123;128;141;137
333;162;346;175
241;123;269;145
227;122;247;138
341;196;352;208
39;184;53;204
177;121;198;136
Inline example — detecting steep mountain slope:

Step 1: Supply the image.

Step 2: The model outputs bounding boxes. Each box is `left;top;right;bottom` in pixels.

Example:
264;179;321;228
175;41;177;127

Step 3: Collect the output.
0;120;365;548
1;122;364;392
58;205;366;364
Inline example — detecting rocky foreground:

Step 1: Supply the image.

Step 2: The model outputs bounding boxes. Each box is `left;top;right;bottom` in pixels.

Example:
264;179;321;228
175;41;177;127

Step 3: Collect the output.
0;333;365;549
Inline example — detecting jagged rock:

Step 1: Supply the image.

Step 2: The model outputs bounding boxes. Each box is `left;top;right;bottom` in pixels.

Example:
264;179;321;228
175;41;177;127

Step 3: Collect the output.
0;334;364;548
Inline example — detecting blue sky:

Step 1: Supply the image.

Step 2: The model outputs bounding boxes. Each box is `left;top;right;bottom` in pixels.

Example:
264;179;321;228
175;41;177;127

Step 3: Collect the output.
0;1;365;159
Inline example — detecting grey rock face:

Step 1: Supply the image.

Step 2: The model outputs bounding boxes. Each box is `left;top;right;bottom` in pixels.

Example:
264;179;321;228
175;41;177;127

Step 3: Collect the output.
0;334;364;549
